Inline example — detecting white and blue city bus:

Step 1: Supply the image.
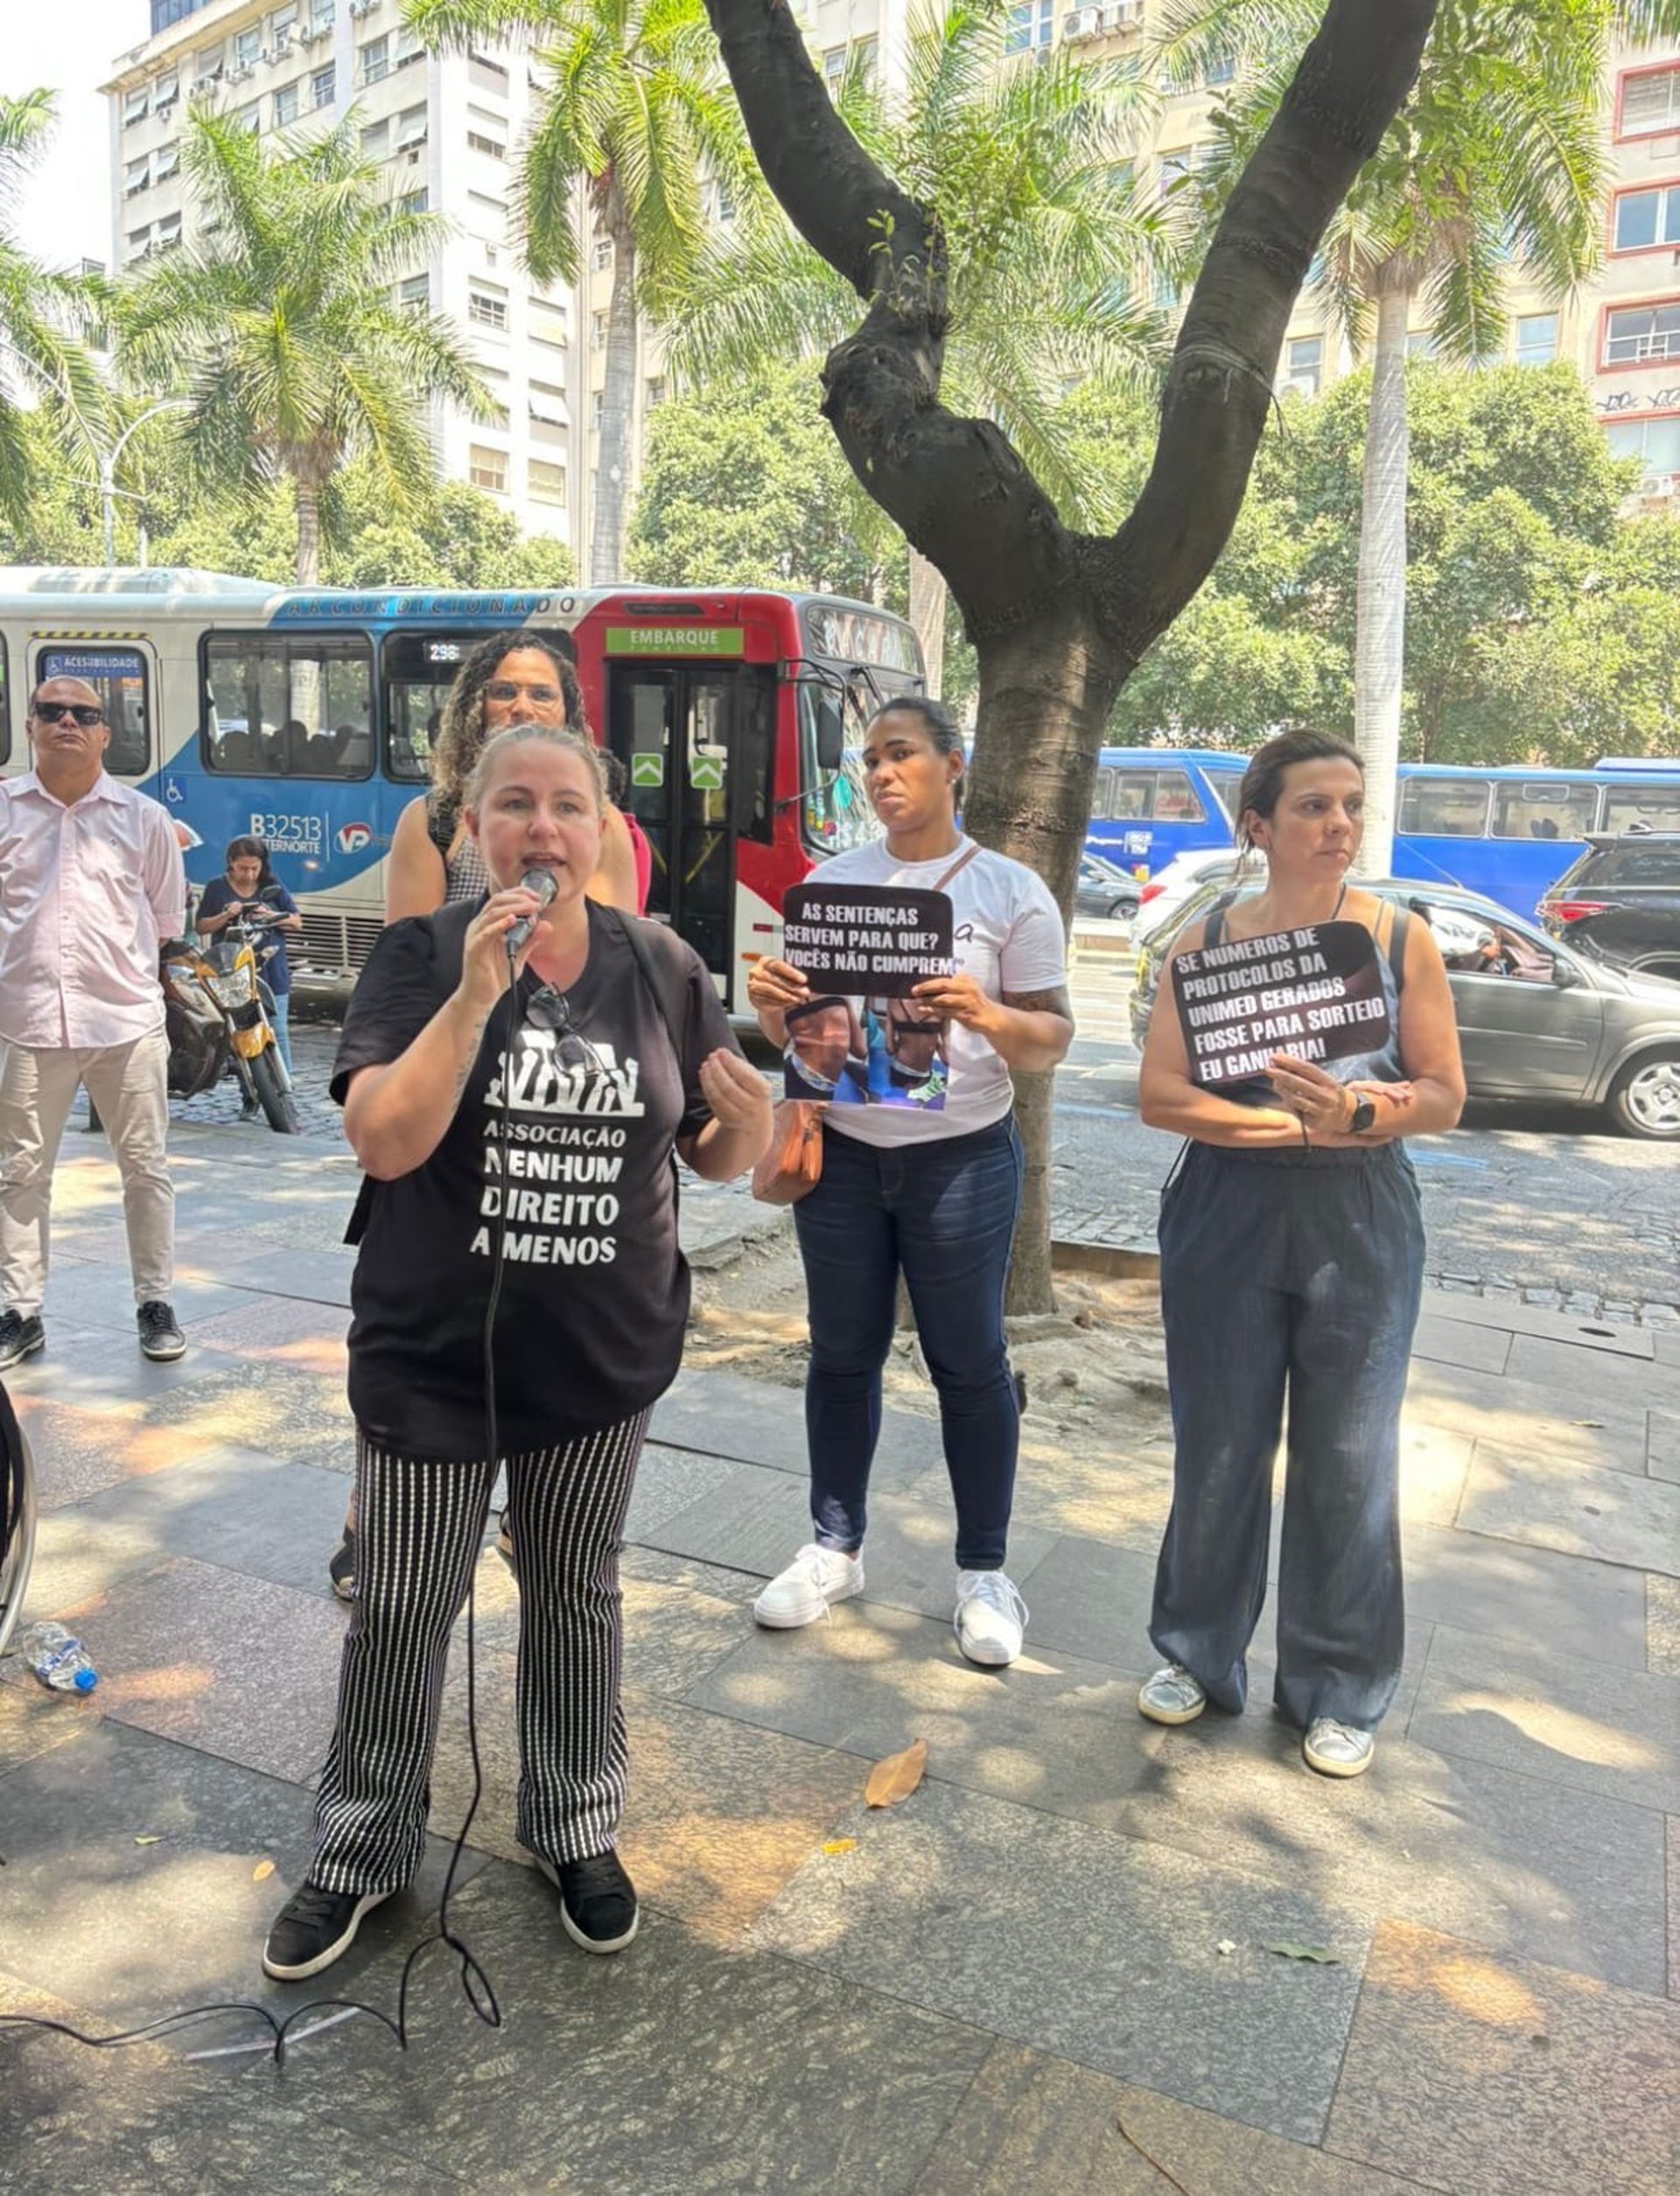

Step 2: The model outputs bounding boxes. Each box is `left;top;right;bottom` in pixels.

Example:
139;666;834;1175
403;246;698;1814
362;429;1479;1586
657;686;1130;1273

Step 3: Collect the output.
0;570;924;1011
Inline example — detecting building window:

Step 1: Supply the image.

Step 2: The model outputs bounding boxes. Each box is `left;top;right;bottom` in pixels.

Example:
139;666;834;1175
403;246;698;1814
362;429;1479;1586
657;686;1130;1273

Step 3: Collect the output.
397;272;430;309
592;392;604;430
397;188;427;217
124;157;150;198
592;238;612;270
123;86;150;127
156;213;183;251
1621;66;1680;136
395;24;424;65
528;458;567;505
271;3;300;35
468;129;505;158
274;81;300;127
193;44;226;89
854;36;878;82
1614;185;1680;255
1605;300;1680;367
309;0;335;29
469;444;508;493
645;375;666;410
1514;313;1558;367
591;311;608;352
1604;416;1680;479
396;103;428;148
311;64;335;108
1203;49;1236;87
154;72;179;109
154;142;180;182
234;27;261;67
468;285;508;330
127;227;151;261
1284;335;1322;395
360;117;389;158
234;103;261;134
1005;0;1054;53
528;298;568;349
360;35;388;83
822;46;846;87
468;52;509;94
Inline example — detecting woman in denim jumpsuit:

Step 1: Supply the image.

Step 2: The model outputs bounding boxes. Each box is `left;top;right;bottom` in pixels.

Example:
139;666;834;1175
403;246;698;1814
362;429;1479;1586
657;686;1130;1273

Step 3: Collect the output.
1137;731;1466;1779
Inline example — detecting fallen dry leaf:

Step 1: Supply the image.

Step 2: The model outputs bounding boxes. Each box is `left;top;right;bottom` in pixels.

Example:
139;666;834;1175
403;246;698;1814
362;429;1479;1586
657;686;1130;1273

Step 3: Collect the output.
1264;1941;1340;1964
134;1834;164;1847
252;1858;276;1883
822;1838;858;1857
864;1738;928;1808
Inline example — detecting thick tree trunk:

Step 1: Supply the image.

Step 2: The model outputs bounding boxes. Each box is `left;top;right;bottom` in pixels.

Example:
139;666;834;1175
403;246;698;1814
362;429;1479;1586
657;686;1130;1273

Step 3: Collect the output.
704;0;1442;1308
1354;277;1412;876
295;479;321;587
907;547;947;697
591;185;639;587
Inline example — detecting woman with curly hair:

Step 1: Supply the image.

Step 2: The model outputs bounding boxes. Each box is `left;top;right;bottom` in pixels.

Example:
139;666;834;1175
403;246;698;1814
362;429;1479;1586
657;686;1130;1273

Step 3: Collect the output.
383;632;642;920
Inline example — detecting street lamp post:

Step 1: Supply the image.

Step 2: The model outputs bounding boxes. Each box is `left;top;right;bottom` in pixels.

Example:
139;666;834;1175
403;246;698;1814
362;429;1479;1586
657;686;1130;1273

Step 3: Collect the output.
100;399;191;565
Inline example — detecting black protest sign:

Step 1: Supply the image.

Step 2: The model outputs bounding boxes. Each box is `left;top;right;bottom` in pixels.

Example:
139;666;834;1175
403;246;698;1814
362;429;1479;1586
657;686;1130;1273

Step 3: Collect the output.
780;884;955;997
1172;920;1390;1088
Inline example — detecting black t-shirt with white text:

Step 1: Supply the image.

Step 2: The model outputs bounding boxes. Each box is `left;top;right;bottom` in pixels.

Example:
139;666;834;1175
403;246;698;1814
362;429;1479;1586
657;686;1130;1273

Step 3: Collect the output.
331;899;735;1460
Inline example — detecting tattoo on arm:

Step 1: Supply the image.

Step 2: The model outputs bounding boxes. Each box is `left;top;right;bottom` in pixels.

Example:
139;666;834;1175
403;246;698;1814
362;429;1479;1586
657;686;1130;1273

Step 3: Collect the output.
1002;985;1074;1023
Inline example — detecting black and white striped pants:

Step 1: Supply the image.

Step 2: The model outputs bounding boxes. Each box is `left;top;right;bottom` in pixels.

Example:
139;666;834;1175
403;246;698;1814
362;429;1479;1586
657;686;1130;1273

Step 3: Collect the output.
310;1409;651;1897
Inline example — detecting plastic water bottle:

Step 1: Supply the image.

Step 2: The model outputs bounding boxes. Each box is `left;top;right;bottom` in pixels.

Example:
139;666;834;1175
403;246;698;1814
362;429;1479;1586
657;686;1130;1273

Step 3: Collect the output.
13;1621;98;1695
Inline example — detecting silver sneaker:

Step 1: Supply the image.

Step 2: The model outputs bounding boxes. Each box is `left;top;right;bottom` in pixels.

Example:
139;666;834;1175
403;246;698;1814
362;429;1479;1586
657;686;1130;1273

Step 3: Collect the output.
1303;1717;1375;1778
1138;1662;1208;1726
752;1543;864;1628
953;1570;1027;1667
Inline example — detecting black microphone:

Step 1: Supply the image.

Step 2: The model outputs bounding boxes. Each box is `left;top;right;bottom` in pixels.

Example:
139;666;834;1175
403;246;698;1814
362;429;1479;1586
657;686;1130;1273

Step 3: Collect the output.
505;868;557;957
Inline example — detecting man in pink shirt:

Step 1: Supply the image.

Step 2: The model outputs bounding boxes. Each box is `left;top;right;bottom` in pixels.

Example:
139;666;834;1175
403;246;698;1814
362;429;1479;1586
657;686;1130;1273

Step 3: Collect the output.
0;675;188;1368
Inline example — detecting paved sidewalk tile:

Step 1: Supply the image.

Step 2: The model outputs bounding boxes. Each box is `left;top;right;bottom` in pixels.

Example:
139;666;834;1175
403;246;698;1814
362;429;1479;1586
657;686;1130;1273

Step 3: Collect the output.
0;1718;488;2030
749;1777;1375;2145
1669;1817;1679;2002
1399;1518;1649;1669
0;1678;90;1781
1409;1625;1680;1815
910;2046;1427;2196
1506;1332;1680;1409
39;1266;254;1336
185;1295;351;1377
689;1608;1666;1994
1648;1409;1679;1485
1402;1361;1648;1478
270;1868;994;2196
21;1396;231;1508
960;1437;1176;1549
1650;1576;1680;1675
1413;1292;1655;1355
425;1645;861;1946
1411;1312;1511;1375
1324;1920;1680;2196
651;1366;940;1490
1459;1444;1680;1575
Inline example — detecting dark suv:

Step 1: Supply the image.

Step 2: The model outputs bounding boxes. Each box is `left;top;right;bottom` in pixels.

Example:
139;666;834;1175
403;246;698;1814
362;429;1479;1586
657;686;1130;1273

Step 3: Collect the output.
1538;835;1680;983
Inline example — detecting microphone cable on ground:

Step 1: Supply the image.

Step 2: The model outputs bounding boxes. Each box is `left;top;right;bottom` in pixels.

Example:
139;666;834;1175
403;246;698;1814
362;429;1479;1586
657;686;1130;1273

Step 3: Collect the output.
0;959;528;2067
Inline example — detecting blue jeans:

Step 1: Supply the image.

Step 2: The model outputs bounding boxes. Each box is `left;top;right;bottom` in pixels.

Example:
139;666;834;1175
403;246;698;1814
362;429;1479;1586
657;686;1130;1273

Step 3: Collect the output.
1150;1142;1425;1733
268;991;292;1077
793;1115;1023;1570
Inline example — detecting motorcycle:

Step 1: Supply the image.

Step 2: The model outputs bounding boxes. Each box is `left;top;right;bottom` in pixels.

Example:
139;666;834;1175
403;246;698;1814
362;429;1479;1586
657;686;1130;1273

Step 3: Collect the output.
163;892;302;1134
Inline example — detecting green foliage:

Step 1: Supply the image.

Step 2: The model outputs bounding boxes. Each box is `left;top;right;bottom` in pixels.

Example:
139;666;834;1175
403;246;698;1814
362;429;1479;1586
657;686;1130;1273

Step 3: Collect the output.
1062;361;1680;763
626;360;901;598
0;437;577;592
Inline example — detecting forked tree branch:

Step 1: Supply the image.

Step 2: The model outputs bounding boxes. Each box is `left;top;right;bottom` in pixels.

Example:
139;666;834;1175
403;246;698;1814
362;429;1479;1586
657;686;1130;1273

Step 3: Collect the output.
704;0;1440;665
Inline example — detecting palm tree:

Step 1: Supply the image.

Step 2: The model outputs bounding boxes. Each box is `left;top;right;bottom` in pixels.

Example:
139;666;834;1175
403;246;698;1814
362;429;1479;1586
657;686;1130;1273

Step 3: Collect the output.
404;0;749;585
1155;0;1680;871
0;91;110;525
657;5;1176;688
116;108;492;584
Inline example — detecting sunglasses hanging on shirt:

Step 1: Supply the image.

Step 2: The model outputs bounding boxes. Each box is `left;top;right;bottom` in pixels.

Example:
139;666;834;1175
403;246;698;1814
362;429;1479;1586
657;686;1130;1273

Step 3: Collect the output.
524;983;609;1076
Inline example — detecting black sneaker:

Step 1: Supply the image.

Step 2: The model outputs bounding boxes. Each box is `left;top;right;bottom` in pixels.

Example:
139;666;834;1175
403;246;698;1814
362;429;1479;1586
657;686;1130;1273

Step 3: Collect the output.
328;1528;357;1601
136;1301;186;1361
262;1881;394;1982
534;1850;639;1955
0;1311;45;1372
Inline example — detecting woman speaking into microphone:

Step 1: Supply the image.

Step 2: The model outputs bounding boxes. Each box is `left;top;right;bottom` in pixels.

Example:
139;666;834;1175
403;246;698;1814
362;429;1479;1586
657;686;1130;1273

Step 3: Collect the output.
1136;730;1465;1780
263;724;771;1982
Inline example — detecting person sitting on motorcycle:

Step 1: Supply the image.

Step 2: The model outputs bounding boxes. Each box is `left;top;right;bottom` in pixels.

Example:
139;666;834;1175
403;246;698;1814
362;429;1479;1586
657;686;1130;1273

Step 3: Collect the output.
195;837;303;1084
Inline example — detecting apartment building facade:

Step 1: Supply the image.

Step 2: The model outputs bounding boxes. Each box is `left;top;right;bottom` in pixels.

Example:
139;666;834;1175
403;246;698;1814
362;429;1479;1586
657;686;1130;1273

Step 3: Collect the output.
104;0;584;542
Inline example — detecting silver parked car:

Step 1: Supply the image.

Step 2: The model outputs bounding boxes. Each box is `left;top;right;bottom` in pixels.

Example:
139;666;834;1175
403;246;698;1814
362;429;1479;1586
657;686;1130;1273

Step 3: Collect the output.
1130;878;1680;1139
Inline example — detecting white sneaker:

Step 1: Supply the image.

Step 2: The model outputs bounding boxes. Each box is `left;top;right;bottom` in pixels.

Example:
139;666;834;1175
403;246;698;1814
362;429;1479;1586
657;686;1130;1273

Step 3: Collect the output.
954;1570;1027;1667
1138;1662;1207;1726
1303;1717;1376;1778
752;1543;864;1628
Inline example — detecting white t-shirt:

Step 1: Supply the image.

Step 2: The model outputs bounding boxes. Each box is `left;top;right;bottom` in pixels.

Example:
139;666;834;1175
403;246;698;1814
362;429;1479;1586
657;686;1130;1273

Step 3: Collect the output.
808;836;1067;1148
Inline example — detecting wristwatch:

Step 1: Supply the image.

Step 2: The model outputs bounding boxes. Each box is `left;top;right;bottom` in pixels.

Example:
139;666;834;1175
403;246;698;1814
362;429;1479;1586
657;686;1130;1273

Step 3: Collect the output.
1348;1094;1377;1135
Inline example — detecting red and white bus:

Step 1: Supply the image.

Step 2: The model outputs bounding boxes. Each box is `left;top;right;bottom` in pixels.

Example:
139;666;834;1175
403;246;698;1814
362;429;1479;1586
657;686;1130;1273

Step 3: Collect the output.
0;573;925;1011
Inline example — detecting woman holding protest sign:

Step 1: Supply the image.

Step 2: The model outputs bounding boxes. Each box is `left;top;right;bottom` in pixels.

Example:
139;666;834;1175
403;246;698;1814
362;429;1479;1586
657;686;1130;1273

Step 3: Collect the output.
745;696;1073;1668
1137;729;1465;1778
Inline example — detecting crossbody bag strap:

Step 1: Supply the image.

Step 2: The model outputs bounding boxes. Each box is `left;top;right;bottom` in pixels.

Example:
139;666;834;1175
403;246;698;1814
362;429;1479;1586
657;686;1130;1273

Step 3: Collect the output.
931;841;981;895
601;905;691;1066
